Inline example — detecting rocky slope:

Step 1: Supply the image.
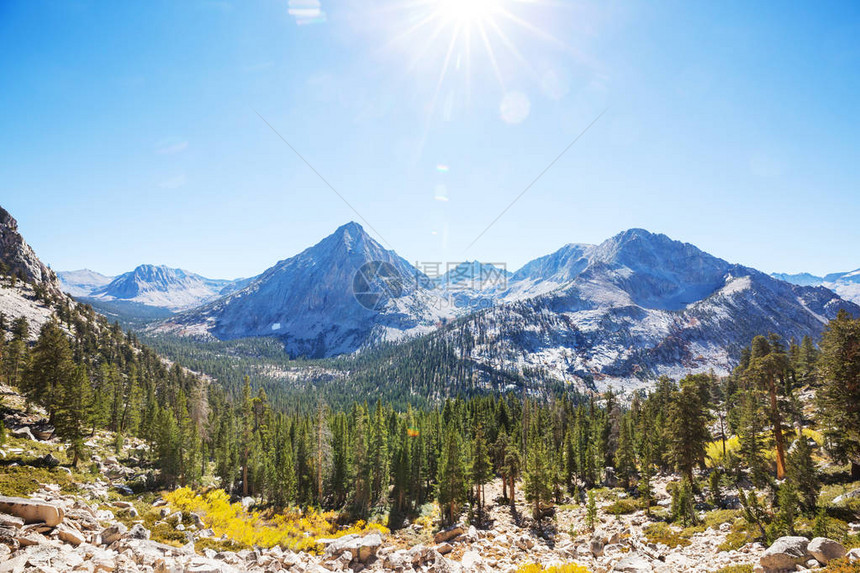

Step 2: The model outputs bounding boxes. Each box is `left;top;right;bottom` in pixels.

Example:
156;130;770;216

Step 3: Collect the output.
0;207;60;295
158;222;456;358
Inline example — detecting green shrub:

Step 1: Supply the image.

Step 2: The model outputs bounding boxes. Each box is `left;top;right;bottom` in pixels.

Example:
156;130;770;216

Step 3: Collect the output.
643;522;691;548
606;498;640;515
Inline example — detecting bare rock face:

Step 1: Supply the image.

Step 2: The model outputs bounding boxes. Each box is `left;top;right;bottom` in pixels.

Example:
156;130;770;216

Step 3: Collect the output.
808;537;846;564
0;497;64;527
760;536;810;571
0;206;57;290
613;554;653;572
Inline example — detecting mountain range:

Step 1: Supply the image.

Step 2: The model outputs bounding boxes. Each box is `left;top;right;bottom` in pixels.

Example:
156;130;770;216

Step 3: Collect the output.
141;222;859;390
59;265;247;311
771;270;860;305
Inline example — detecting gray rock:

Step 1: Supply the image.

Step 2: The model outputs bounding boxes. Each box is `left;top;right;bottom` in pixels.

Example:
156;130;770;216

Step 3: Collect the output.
101;522;128;544
760;536;810;571
613;554;653;572
128;523;150;540
434;525;465;544
808;537;846;564
590;535;605;557
0;496;64;527
9;427;35;441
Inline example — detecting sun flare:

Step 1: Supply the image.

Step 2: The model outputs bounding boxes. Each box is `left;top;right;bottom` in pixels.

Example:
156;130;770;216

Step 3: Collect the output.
433;0;503;24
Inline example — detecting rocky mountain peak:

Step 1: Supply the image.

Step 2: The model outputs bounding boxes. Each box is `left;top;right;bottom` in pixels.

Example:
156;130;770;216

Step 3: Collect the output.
0;204;59;290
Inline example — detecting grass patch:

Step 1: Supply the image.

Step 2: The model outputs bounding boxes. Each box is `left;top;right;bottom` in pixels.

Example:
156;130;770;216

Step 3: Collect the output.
822;559;860;572
718;519;756;552
681;509;741;536
0;465;75;496
196;536;250;554
643;522;691;548
711;565;754;573
606;498;641;515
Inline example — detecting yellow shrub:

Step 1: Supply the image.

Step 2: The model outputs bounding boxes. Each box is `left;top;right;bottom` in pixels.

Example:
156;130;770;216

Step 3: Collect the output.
515;563;590;573
163;487;388;553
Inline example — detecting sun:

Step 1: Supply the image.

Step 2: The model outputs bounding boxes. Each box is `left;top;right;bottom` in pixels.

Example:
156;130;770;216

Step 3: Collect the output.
433;0;503;25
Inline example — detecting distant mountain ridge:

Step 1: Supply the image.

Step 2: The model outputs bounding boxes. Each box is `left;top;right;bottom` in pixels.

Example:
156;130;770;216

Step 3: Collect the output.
154;222;858;391
771;269;860;305
60;264;246;311
57;269;113;297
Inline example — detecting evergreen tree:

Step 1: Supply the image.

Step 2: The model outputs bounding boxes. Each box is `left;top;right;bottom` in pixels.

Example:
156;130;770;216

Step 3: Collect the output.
26;321;75;422
786;433;820;512
744;335;791;479
470;425;493;511
816;310;860;479
54;365;91;467
667;375;711;485
524;434;554;519
437;423;468;524
615;415;636;489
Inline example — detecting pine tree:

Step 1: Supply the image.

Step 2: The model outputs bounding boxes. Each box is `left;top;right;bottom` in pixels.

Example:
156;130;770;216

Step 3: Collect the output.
54;364;92;467
437;423;468;524
241;376;253;497
736;388;770;488
816;310;860;479
615;416;636;489
26;321;75;422
667;375;711;485
524;434;554;520
504;440;521;506
786;433;820;512
470;425;493;511
585;490;597;531
638;438;654;515
745;335;791;479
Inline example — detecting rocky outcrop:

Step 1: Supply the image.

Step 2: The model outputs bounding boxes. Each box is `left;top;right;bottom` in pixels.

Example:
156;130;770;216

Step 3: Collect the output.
0;206;58;290
808;537;846;564
760;536;811;571
0;497;64;527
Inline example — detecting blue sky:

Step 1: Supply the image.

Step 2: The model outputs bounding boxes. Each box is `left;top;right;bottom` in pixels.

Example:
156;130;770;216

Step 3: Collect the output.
1;0;858;279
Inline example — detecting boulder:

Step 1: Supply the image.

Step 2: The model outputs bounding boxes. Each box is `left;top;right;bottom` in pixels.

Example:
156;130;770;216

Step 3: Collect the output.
101;522;128;545
848;547;860;562
9;427;35;441
0;496;64;527
128;523;151;540
0;514;24;529
590;535;605;557
56;522;85;546
760;536;810;571
436;542;453;555
434;525;465;544
808;537;846;564
613;554;654;572
323;533;382;563
40;453;60;467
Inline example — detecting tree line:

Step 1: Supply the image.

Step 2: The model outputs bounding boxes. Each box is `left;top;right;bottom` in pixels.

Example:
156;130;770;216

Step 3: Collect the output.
2;273;859;539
